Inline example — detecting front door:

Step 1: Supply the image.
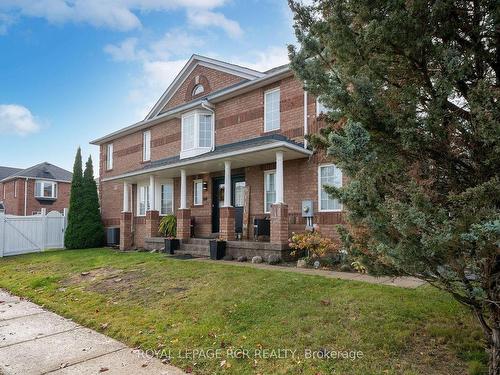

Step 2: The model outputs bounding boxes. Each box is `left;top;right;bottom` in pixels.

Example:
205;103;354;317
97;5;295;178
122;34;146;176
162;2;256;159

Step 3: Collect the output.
211;175;245;234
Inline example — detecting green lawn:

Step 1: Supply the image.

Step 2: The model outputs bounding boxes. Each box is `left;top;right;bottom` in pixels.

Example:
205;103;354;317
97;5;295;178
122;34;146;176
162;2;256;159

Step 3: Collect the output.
0;248;486;374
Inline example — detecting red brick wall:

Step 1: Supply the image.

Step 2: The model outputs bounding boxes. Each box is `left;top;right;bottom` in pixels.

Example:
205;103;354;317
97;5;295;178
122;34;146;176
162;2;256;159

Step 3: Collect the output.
0;178;70;216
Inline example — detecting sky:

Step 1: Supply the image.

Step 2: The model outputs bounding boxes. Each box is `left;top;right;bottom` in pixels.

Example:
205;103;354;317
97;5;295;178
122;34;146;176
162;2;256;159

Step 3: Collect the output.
0;0;297;175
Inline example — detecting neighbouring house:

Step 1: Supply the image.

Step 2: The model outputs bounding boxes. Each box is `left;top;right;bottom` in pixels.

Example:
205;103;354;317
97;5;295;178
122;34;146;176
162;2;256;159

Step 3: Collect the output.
91;54;345;258
0;163;72;216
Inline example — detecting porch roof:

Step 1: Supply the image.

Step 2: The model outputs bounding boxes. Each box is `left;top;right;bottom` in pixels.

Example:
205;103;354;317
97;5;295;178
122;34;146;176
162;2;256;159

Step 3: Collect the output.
103;134;312;182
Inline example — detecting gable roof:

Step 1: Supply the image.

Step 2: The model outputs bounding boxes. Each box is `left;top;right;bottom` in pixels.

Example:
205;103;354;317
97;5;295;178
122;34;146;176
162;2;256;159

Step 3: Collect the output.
145;54;265;120
0;162;72;183
0;166;22;181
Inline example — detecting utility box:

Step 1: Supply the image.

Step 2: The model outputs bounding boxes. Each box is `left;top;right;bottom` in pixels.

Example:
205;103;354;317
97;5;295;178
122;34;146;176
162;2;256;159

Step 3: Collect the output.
302;200;314;218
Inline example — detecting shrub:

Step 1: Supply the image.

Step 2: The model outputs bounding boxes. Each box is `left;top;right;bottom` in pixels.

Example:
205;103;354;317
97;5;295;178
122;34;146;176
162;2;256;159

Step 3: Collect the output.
159;215;177;238
289;231;340;259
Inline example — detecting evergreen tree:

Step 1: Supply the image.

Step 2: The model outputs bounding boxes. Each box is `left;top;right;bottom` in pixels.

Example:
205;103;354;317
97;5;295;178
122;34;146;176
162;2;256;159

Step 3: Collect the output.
289;0;499;373
80;156;105;248
64;147;84;249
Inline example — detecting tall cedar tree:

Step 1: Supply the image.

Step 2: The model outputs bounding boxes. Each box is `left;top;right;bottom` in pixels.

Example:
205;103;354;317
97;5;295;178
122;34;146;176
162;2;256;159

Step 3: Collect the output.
288;0;499;373
81;156;105;248
64;148;84;249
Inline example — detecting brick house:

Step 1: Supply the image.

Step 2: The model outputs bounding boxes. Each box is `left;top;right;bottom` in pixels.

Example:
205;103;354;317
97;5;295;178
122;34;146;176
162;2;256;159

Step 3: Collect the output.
0;163;72;216
91;55;344;257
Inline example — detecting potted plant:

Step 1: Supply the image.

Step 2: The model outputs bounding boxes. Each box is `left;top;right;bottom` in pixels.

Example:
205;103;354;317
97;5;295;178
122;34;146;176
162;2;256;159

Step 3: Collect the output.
159;215;179;254
209;238;226;260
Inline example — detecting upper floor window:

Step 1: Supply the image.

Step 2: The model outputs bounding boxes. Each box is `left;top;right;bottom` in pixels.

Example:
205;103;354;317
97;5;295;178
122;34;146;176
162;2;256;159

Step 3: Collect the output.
143;130;151;161
106;143;113;170
181;110;213;159
264;88;280;132
35;180;57;199
316;97;328;115
192;84;205;96
318;164;342;211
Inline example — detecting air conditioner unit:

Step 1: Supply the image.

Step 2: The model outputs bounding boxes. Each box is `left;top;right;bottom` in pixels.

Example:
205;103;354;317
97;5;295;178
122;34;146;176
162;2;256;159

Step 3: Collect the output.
106;227;120;246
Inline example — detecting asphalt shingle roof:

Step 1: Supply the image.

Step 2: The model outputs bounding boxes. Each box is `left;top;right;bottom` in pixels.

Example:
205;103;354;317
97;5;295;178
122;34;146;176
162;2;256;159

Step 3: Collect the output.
0;166;22;181
0;162;72;182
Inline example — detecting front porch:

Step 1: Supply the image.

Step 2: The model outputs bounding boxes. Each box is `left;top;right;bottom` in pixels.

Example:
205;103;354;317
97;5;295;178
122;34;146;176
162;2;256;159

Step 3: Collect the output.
110;135;313;254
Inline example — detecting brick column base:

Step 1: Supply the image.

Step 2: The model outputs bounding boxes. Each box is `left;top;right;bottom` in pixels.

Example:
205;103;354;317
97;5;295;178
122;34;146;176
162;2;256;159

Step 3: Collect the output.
177;209;191;240
145;210;160;237
120;211;133;250
219;207;235;241
270;203;289;245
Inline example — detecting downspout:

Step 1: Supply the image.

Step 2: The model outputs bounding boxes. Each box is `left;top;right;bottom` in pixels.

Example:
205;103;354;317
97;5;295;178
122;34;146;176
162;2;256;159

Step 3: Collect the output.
201;100;216;152
24;178;28;216
303;90;308;149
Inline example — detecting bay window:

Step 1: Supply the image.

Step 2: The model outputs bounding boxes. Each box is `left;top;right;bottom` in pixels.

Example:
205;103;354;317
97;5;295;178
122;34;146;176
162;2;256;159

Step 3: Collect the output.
181;110;214;159
318;164;342;211
35;180;57;199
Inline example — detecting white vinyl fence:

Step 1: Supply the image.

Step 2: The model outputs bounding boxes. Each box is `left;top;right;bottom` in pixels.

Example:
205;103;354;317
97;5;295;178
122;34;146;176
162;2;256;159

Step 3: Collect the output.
0;209;67;257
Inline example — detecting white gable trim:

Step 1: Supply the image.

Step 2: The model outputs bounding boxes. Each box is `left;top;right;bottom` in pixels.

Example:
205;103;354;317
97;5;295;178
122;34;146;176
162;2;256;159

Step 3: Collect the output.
145;54;265;121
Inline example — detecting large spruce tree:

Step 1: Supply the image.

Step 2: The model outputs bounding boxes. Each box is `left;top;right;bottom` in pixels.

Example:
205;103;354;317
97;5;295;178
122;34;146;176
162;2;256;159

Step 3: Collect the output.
288;0;499;373
64;147;84;249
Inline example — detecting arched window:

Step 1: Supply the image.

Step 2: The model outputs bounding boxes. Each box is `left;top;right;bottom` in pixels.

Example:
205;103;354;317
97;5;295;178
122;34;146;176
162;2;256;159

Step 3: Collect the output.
192;84;204;96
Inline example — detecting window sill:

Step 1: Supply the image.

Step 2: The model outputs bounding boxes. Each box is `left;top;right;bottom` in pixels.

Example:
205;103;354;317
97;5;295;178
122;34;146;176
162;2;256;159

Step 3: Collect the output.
35;197;57;202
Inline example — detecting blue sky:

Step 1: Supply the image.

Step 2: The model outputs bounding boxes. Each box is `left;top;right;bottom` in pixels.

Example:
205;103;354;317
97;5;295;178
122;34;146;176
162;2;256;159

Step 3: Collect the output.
0;0;296;175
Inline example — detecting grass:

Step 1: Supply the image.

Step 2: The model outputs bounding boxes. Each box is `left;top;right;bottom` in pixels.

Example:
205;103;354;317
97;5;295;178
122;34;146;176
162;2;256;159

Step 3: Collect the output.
0;248;486;375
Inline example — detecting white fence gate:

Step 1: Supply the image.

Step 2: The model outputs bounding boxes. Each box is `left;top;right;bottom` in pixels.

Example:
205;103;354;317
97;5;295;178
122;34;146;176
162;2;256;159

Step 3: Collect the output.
0;209;67;257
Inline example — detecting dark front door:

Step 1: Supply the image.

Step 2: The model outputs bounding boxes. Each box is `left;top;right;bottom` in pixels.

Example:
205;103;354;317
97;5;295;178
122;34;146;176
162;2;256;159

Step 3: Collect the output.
212;175;245;234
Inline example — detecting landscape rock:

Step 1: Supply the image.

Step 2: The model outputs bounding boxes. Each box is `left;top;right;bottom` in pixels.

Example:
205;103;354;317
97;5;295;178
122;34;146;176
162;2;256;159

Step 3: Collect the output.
297;259;307;268
267;255;280;265
236;256;247;262
251;256;263;264
313;260;321;269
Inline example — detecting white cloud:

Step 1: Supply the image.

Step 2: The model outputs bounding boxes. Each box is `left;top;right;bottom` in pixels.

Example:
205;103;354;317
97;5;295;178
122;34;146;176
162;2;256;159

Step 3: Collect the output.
233;46;289;72
187;9;242;38
0;0;231;32
103;38;140;62
0;104;41;135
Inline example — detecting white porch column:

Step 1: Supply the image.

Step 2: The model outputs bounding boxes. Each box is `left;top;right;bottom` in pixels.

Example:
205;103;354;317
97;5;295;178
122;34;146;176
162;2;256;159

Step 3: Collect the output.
149;175;155;211
180;169;187;209
223;160;232;207
275;151;284;204
122;182;130;212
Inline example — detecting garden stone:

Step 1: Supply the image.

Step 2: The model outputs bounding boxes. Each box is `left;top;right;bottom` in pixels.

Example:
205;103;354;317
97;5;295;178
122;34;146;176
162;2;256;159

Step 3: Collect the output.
313;260;320;269
237;256;247;262
267;255;280;265
297;259;307;268
223;254;233;261
252;256;263;264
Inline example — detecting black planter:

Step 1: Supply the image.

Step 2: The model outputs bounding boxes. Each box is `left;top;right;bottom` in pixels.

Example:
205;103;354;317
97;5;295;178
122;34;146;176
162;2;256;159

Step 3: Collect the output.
164;239;180;254
209;240;226;260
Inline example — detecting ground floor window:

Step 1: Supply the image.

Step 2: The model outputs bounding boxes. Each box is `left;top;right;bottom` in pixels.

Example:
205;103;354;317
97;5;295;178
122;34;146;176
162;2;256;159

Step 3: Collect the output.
160;183;173;215
264;170;276;213
137;184;149;216
35;180;57;199
193;179;203;206
318;164;342;211
234;181;245;207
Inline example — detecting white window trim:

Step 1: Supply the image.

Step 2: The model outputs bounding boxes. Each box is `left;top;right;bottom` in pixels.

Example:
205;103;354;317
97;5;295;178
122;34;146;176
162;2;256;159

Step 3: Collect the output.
263;169;276;214
143;130;151;162
316;97;327;115
136;183;149;217
35;180;58;199
156;179;174;215
193;179;203;206
106;143;113;170
180;109;214;159
317;164;343;212
264;88;280;132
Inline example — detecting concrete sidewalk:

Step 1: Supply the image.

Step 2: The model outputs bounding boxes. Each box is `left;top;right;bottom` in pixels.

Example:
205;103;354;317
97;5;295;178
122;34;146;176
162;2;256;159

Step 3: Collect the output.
0;290;184;375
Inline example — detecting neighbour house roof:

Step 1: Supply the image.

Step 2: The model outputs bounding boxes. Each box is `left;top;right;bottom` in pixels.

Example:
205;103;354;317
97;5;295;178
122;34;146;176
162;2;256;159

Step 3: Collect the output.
90;55;292;145
102;134;312;182
0;162;72;183
0;166;22;181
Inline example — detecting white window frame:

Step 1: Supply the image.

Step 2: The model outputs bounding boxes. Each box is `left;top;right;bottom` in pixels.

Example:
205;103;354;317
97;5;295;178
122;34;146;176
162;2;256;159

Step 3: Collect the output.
158;181;174;215
137;183;150;216
180;109;214;159
263;170;276;214
264;88;280;132
193;179;203;206
35;180;57;199
192;84;205;96
316;97;328;115
143;130;151;162
106;143;113;170
318;164;343;212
